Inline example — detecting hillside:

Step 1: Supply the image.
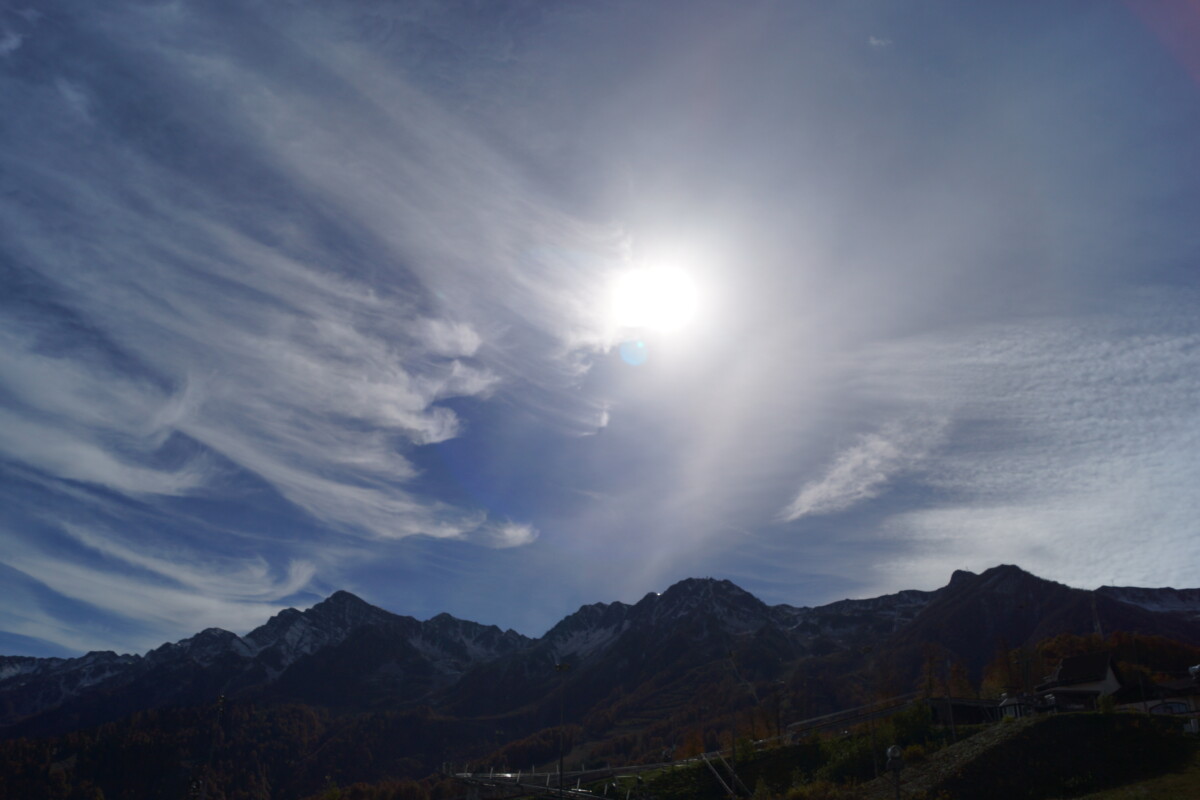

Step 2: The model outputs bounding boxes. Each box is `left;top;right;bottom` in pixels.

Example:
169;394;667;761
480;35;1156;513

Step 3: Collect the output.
1059;744;1200;799
630;713;1198;800
2;565;1200;799
854;714;1194;800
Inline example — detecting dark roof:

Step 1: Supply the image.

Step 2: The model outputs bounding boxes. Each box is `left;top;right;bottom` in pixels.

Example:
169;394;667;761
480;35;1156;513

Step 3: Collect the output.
1038;651;1113;689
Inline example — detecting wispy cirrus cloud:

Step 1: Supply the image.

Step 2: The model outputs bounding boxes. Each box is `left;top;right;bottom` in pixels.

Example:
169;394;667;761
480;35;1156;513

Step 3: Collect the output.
0;468;329;652
56;521;316;602
0;509;314;652
838;294;1200;594
0;29;22;56
0;0;606;549
0;0;621;651
482;521;540;549
779;419;947;522
0;554;293;652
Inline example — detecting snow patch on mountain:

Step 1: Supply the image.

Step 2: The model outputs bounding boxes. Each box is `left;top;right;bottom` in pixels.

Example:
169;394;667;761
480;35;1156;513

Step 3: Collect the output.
549;620;630;659
1097;586;1200;620
0;656;56;683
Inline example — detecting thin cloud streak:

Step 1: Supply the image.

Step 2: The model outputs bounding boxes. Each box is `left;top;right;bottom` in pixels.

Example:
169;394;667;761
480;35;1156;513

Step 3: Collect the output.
0;3;586;546
841;295;1200;594
57;522;316;603
779;419;948;522
0;547;293;654
483;522;540;549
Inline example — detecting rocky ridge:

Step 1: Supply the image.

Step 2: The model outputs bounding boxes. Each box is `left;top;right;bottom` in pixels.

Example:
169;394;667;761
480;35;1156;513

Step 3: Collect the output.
3;565;1199;741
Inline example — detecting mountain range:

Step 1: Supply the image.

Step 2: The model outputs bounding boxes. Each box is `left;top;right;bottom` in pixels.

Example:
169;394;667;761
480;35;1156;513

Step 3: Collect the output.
3;564;1200;794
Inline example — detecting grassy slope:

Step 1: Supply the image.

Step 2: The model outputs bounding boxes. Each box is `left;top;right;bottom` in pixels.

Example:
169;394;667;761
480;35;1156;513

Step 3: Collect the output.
852;714;1195;800
854;718;1041;800
1051;740;1200;800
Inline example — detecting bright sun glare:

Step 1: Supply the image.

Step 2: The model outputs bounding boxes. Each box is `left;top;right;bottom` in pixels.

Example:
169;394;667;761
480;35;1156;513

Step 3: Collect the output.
610;266;700;333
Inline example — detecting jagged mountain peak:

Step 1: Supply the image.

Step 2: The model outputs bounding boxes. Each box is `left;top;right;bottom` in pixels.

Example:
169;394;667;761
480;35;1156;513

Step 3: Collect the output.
662;576;753;598
324;589;369;605
300;590;397;630
424;612;472;638
146;627;252;666
240;591;398;668
179;627;245;653
261;606;302;626
981;563;1030;578
310;590;379;615
423;611;515;640
190;627;240;643
949;564;1063;595
656;576;764;611
633;576;771;637
948;569;977;586
552;600;630;629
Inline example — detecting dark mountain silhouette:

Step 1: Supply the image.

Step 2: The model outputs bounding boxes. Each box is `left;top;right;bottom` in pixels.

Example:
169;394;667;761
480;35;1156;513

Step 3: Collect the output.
0;589;528;739
883;565;1200;681
1096;584;1200;622
2;564;1200;798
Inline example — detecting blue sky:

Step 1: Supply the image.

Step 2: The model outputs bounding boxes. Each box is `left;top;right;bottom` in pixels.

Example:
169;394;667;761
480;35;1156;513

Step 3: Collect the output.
3;0;1200;657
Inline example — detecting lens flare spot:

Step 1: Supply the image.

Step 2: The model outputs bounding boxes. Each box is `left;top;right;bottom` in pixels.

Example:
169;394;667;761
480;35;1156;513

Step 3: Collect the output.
619;340;648;366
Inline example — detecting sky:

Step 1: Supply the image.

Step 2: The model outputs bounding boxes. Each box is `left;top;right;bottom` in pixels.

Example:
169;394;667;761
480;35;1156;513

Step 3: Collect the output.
2;0;1200;658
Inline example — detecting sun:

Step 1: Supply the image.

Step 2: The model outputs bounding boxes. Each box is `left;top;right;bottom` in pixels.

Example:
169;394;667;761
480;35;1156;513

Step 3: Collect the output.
609;265;700;333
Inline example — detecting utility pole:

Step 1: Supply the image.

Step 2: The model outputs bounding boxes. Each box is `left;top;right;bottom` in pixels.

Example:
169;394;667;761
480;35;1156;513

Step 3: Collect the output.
730;708;736;768
726;650;745;796
869;714;879;779
556;662;572;798
886;745;903;800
